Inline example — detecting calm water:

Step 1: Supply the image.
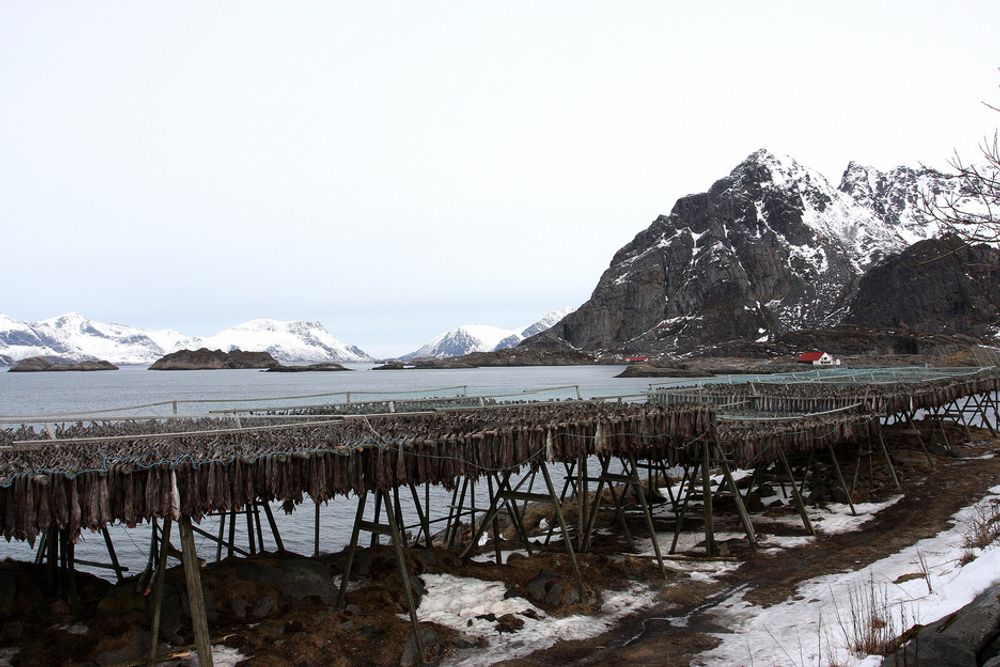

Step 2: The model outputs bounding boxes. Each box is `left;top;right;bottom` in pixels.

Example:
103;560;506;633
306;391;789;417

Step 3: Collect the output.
0;364;667;578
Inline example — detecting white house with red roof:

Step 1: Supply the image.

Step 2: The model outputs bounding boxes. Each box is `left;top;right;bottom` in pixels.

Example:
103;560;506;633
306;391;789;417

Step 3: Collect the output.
797;351;839;366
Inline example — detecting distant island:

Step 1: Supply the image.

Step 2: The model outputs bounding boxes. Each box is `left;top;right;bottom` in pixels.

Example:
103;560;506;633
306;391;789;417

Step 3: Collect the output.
8;356;118;372
148;348;352;372
265;362;350;372
149;348;281;370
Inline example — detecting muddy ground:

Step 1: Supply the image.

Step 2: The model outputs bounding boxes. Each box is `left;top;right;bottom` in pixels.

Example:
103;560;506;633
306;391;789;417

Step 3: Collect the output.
1;419;997;666
498;421;1000;666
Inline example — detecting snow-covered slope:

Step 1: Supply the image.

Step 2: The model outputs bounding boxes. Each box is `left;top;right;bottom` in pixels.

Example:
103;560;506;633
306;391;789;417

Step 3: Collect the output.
179;319;370;364
403;308;575;360
0;313;371;365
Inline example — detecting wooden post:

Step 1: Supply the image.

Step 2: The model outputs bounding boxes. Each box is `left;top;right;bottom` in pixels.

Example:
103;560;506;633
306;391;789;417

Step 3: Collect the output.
718;457;758;550
628;454;668;578
701;442;716;556
252;502;266;553
495;472;534;556
261;501;284;552
370;492;383;548
147;518;172;667
337;491;368;609
314;500;321;557
826;443;856;516
178;516;213;667
778;449;814;536
540;463;586;603
486;476;502;564
215;513;226;562
227;509;236;559
670;462;698;555
581;454;613;551
46;525;57;594
459;479;504;561
577;454;588;550
66;532;78;613
244;507;256;556
877;432;902;491
102;526;124;582
382;491;425;665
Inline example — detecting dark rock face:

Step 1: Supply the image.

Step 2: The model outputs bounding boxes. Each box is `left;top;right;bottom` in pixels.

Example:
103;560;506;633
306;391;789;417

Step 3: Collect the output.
148;348;281;370
843;236;1000;338
883;583;1000;667
8;356;118;372
525;150;965;355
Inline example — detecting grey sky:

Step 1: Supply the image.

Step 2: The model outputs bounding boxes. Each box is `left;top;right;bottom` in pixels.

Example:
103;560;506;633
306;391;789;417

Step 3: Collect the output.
2;2;998;357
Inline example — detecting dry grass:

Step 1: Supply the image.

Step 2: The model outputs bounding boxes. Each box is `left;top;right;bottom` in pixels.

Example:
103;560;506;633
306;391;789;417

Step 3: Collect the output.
962;499;1000;551
833;572;909;657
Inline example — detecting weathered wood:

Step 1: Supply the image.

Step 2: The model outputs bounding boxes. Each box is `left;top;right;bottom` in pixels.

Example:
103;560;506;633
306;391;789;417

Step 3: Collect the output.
701;442;716;556
147;518;172;667
336;491;368;609
178;516;213;667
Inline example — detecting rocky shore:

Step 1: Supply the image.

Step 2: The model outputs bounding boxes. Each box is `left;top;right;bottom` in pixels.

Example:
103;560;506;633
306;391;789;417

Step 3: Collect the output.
7;356;118;372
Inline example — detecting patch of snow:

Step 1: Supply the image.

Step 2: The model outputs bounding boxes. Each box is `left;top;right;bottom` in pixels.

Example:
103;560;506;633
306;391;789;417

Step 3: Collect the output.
696;486;1000;667
176;645;247;666
416;573;656;667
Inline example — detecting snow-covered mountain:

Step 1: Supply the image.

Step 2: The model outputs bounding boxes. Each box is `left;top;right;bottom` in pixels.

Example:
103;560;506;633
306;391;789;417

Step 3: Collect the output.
178;319;371;364
531;149;975;354
402;308;575;360
0;313;371;365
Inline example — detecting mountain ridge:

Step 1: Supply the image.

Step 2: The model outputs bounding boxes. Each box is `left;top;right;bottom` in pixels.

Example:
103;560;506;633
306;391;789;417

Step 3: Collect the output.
525;149;980;355
402;308;575;360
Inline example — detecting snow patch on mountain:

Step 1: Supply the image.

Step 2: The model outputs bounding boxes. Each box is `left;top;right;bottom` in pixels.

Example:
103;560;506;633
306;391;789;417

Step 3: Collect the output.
403;308;575;360
0;314;371;365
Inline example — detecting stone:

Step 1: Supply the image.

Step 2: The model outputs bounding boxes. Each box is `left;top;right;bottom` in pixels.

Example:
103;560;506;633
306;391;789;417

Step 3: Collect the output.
883;585;1000;667
400;626;441;667
91;624;150;666
495;613;524;633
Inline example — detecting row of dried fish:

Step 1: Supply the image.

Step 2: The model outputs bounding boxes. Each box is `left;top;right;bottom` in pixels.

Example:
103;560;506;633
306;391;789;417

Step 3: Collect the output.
717;410;881;467
0;403;713;542
652;368;1000;417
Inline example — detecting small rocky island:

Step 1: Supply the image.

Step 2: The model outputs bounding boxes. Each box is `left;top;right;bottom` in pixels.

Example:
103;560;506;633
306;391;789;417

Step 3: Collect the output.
8;356;118;372
149;348;282;370
265;362;350;372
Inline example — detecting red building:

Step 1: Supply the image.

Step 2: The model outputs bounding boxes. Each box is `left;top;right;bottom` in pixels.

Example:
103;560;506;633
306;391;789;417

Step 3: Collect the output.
797;351;837;365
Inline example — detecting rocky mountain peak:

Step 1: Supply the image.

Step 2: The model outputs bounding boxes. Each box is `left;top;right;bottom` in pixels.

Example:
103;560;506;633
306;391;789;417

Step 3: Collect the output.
526;150;975;356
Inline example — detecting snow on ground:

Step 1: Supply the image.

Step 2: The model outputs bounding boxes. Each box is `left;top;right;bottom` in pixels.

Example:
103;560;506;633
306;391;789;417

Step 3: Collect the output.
757;494;905;536
695;486;1000;667
469;548;528;564
174;646;246;666
0;648;18;667
415;573;656;667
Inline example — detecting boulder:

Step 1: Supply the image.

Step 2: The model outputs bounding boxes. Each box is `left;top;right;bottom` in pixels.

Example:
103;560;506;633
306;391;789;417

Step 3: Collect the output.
882;584;1000;666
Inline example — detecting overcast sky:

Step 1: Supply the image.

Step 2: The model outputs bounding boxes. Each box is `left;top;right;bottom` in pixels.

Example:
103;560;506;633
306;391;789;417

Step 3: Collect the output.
2;2;998;357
